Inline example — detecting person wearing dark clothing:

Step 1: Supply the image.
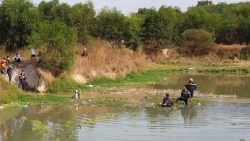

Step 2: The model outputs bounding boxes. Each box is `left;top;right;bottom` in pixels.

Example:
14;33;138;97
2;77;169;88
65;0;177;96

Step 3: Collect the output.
37;52;42;60
6;56;11;64
186;78;197;98
162;93;174;107
176;85;191;105
7;64;13;82
19;70;27;90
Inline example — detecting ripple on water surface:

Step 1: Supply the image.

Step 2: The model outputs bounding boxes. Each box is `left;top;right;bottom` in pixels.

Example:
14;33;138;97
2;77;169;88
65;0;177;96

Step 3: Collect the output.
74;103;250;141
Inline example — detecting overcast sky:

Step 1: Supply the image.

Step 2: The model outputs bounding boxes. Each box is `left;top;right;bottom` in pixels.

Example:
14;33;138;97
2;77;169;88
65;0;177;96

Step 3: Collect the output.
32;0;250;15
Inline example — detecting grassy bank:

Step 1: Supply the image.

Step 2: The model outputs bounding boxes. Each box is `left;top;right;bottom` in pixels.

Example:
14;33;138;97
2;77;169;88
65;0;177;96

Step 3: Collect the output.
47;69;182;93
0;77;73;106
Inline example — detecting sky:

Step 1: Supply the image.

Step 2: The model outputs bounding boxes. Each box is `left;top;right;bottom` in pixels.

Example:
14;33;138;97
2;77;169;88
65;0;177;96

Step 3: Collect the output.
32;0;250;15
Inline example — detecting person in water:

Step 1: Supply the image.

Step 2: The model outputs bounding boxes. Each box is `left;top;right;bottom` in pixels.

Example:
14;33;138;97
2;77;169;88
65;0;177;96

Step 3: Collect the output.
176;85;191;105
186;78;197;99
162;93;174;107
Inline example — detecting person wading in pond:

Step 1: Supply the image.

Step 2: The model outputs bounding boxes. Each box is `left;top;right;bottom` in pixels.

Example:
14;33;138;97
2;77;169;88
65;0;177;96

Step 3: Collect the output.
162;93;174;107
186;78;197;100
19;70;27;90
176;85;191;105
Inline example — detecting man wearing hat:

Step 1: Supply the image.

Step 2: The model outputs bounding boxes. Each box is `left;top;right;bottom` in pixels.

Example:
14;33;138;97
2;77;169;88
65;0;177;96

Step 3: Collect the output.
186;78;197;99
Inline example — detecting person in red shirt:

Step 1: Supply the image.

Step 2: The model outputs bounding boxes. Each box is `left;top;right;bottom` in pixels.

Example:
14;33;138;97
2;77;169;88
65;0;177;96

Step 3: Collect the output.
82;48;88;57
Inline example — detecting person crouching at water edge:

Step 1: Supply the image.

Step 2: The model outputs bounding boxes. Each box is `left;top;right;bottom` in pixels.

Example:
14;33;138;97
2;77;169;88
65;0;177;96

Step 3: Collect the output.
162;93;174;107
72;88;80;99
176;85;191;105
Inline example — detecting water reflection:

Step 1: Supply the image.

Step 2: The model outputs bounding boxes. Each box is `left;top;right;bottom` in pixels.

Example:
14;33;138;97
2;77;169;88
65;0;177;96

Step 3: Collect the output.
178;105;197;124
0;102;250;141
141;74;250;98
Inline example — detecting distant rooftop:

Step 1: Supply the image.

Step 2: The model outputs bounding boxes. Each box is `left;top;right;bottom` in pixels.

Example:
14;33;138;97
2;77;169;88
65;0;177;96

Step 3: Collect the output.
197;0;213;6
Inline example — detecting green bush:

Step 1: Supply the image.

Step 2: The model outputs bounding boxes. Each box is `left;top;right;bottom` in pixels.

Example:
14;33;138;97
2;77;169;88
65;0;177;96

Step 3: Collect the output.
47;78;88;93
240;45;250;60
180;29;216;56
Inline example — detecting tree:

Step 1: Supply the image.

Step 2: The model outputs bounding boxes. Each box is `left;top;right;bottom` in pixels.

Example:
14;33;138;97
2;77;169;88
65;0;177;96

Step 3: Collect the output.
216;12;239;44
181;29;216;56
141;6;180;49
94;7;125;46
28;21;77;72
70;1;96;45
37;0;60;23
123;13;144;50
183;7;210;30
0;0;40;51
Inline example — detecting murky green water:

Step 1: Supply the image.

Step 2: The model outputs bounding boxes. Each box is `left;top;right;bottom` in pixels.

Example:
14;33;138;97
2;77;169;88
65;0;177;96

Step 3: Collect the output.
1;102;250;141
1;74;250;141
143;74;250;98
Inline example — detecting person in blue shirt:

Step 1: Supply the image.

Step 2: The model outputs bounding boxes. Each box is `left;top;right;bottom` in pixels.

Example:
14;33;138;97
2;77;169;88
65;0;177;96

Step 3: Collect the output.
186;78;197;99
176;85;191;105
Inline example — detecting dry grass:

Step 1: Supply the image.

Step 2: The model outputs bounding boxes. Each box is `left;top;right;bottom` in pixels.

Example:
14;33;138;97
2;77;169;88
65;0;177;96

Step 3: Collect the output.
71;40;148;83
0;43;248;86
215;44;245;60
0;46;43;62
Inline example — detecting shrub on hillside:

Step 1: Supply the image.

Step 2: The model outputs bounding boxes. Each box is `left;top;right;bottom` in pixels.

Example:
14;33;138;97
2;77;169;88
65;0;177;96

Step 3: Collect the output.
240;45;250;60
180;29;216;56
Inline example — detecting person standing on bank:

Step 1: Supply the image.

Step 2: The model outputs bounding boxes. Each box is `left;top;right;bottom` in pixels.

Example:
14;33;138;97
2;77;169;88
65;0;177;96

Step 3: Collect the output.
176;85;191;105
186;78;197;99
0;58;7;74
19;70;27;90
7;64;13;82
82;48;88;57
30;48;36;62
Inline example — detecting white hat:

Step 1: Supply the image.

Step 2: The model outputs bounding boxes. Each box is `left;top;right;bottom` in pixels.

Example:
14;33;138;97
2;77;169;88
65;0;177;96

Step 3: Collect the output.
189;78;193;82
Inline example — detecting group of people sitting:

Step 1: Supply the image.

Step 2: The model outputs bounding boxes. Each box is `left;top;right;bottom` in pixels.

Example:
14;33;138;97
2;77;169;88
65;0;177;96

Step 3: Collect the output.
0;54;26;84
162;78;197;107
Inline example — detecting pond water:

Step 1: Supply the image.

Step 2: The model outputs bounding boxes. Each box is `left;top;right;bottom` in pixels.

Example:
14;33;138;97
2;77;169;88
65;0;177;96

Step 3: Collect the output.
142;74;250;98
1;102;250;141
1;74;250;141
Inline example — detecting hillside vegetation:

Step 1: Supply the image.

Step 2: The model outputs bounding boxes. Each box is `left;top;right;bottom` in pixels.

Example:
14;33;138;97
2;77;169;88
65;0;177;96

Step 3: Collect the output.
1;0;250;73
2;0;250;102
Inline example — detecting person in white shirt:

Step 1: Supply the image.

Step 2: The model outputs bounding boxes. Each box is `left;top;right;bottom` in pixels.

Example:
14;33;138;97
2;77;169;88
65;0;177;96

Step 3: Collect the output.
30;48;36;62
13;53;21;62
30;48;36;60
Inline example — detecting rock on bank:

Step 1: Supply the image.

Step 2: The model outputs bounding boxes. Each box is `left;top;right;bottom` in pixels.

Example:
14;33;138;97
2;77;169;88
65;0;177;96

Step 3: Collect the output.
2;64;52;92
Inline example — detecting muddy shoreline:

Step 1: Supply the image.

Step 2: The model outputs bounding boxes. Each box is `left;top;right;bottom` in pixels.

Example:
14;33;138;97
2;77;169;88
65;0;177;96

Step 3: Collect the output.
76;86;250;106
